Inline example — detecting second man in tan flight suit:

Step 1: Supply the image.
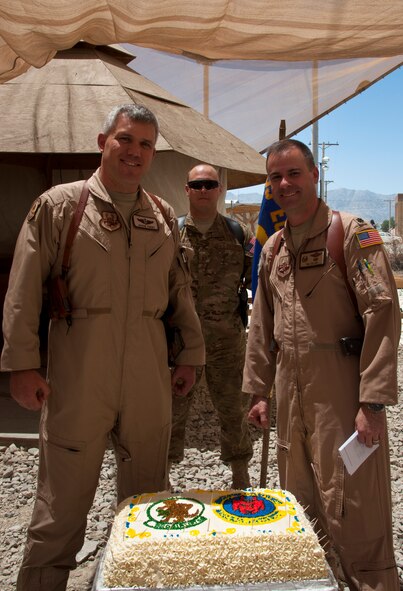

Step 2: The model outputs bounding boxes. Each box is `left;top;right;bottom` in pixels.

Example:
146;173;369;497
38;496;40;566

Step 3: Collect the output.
243;140;400;591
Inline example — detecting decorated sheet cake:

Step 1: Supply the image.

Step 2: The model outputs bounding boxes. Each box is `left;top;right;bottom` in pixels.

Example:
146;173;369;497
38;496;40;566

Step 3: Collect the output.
101;488;330;589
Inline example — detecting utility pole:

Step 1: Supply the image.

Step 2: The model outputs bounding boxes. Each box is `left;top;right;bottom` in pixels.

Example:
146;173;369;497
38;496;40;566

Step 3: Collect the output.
324;180;334;203
319;142;338;202
312;122;319;195
384;198;395;232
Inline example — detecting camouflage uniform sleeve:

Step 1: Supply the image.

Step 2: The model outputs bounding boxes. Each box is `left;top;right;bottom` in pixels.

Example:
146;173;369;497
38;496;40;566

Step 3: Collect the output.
345;217;400;405
1;192;65;371
242;241;276;397
163;204;205;366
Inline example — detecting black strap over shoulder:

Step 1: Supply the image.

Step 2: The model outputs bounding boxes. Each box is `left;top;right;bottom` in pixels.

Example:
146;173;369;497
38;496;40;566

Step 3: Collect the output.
177;214;245;245
224;216;245;245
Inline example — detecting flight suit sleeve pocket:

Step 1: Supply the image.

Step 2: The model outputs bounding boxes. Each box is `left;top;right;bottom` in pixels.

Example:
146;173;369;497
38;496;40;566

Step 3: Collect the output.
148;233;171;257
79;215;110;251
351;258;392;310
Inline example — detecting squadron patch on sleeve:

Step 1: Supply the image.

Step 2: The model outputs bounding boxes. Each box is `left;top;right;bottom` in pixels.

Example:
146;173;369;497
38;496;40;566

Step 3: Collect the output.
27;197;42;222
355;228;383;248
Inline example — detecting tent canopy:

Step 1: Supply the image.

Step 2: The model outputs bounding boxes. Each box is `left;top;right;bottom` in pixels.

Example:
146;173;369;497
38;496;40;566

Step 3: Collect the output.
1;1;403;82
125;48;403;154
0;43;266;189
1;1;402;156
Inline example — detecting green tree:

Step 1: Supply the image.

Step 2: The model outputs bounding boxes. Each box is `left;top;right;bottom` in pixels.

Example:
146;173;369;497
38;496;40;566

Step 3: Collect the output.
381;217;396;232
381;219;390;232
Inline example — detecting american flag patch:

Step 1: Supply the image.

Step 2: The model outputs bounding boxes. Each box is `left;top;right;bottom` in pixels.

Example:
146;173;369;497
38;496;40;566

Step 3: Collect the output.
355;229;383;248
245;236;256;255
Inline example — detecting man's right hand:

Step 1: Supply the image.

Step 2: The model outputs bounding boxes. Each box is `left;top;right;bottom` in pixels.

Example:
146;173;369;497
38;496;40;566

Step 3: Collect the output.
10;369;50;411
248;395;270;429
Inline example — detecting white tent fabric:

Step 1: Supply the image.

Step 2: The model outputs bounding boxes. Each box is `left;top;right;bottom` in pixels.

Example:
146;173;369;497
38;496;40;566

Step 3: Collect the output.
127;48;403;153
0;1;402;155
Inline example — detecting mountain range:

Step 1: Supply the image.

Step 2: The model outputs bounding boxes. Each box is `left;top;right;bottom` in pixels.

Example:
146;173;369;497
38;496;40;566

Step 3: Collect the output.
227;188;398;225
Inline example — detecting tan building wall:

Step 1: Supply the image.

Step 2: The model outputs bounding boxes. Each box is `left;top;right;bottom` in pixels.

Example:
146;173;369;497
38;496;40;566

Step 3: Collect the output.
395;194;403;238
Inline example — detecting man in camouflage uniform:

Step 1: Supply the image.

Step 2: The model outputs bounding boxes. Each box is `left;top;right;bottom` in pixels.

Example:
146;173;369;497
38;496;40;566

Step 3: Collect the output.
169;163;254;488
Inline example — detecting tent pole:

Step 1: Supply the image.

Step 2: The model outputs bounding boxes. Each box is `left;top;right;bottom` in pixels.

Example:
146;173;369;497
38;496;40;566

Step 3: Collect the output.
203;64;209;118
259;117;286;488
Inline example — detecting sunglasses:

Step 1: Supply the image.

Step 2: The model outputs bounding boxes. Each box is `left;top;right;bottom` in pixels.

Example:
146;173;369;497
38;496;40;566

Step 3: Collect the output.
187;179;220;191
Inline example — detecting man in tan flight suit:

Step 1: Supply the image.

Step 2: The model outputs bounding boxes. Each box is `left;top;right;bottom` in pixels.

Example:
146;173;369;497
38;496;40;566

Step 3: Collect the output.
243;139;400;591
169;164;254;488
1;104;205;591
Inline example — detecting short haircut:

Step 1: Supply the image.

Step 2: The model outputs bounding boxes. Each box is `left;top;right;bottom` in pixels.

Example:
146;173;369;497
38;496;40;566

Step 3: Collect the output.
186;163;219;183
102;104;159;139
266;139;316;170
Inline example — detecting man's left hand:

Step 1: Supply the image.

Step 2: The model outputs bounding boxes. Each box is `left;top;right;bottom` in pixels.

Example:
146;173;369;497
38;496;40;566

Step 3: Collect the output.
355;405;386;447
171;365;196;397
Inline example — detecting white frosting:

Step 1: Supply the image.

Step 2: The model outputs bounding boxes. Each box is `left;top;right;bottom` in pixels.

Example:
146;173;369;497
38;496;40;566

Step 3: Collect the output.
102;488;328;588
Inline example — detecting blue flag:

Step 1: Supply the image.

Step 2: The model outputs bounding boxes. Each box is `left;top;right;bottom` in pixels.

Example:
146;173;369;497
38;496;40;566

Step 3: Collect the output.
251;178;287;298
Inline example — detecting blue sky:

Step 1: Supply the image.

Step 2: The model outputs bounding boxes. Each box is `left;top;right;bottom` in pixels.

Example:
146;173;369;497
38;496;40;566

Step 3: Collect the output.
238;65;403;198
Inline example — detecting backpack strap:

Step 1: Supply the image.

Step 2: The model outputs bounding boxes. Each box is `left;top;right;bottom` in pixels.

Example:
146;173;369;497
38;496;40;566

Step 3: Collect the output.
327;210;359;316
178;214;245;244
61;180;90;278
224;216;245;245
267;213;360;320
147;192;173;229
269;229;284;274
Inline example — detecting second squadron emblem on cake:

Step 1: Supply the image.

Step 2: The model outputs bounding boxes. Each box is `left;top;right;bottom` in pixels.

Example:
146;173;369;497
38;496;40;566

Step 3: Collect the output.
212;490;301;529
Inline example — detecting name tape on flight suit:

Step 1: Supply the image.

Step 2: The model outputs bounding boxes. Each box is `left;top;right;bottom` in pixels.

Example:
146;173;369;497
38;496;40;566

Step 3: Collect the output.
132;215;159;230
300;249;326;268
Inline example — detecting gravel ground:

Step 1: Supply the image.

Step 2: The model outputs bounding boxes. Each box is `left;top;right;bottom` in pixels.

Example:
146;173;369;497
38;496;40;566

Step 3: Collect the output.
0;357;402;591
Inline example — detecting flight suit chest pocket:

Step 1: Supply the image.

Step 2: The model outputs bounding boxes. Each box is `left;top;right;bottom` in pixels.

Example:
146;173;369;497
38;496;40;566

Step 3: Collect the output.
303;257;344;301
79;214;110;251
146;229;174;260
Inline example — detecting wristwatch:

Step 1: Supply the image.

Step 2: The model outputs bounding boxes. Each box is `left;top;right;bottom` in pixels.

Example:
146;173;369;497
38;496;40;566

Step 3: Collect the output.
364;403;385;413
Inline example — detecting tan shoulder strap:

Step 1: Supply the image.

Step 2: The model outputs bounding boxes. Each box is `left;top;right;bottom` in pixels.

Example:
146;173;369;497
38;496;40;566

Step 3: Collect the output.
268;229;284;273
269;215;360;317
147;192;172;229
61;180;90;277
327;210;359;316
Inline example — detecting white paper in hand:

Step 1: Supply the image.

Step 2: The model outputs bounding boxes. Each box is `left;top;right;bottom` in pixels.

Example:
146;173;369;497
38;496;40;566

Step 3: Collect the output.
338;430;379;475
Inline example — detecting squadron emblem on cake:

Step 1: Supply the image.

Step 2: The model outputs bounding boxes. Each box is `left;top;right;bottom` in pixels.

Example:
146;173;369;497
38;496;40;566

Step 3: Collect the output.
212;491;296;526
145;496;207;530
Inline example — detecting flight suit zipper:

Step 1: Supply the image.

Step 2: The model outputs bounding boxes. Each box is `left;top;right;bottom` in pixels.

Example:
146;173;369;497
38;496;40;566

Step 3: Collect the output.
292;239;308;432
